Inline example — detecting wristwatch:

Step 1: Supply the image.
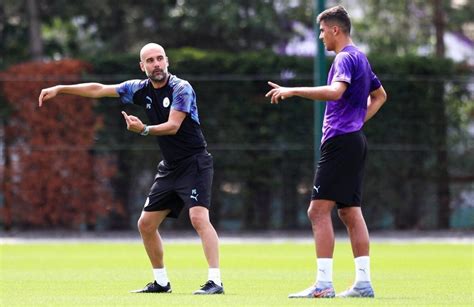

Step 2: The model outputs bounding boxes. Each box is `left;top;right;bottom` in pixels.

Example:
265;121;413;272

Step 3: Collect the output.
140;125;150;136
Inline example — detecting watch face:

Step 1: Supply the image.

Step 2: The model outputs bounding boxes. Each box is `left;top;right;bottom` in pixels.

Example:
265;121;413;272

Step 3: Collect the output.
141;125;149;135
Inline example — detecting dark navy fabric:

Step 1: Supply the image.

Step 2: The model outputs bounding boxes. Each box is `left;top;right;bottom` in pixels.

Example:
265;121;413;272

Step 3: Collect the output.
117;75;207;162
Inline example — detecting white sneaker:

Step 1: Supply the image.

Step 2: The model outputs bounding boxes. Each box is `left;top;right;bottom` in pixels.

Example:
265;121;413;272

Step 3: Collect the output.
288;284;335;298
337;283;374;298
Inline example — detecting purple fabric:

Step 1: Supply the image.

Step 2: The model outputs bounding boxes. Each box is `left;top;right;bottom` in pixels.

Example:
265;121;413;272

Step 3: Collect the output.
321;45;381;145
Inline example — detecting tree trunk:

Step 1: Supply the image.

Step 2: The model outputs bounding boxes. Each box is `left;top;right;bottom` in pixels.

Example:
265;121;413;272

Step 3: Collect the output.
433;0;445;57
1;121;12;231
433;0;450;228
0;2;5;53
26;0;43;61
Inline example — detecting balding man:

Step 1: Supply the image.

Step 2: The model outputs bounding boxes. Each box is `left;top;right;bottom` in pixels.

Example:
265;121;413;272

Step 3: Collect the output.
39;43;224;295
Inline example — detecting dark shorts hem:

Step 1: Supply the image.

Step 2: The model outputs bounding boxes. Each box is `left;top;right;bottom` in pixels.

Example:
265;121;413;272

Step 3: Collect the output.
142;151;213;218
310;196;362;209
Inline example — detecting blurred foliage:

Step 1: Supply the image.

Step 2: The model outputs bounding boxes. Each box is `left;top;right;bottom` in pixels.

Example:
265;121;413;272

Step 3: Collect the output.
353;0;433;55
2;0;473;67
0;0;472;230
0;0;314;67
352;0;473;55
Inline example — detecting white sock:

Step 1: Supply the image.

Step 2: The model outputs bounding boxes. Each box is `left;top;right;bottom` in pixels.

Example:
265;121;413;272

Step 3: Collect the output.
153;268;169;287
354;256;371;283
316;258;333;283
208;268;222;285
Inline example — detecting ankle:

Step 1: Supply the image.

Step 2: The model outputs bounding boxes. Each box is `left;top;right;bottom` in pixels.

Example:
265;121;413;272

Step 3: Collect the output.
316;281;333;288
354;281;372;288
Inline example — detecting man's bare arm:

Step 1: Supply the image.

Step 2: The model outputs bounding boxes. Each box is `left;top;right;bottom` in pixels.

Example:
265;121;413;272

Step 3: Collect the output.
38;83;119;107
365;86;387;122
122;109;187;136
265;81;348;104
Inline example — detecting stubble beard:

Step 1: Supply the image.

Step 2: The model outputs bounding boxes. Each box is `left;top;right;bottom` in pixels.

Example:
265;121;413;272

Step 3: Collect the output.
148;69;168;82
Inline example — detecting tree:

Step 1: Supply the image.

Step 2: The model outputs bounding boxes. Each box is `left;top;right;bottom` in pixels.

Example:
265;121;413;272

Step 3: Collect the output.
1;60;123;229
353;0;433;55
433;0;450;228
26;0;44;60
353;0;472;228
0;0;30;68
1;0;314;65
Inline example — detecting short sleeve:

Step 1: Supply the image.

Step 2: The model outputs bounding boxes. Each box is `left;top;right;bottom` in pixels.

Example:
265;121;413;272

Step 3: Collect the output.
171;81;195;113
369;71;382;92
331;52;353;84
116;79;147;104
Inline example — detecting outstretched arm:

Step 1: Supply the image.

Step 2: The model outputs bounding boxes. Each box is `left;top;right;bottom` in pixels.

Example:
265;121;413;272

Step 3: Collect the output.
121;109;187;136
38;83;120;107
364;86;387;122
265;81;348;104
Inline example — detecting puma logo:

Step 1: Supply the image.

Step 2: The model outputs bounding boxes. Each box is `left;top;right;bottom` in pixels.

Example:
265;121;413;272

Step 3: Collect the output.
145;96;152;109
190;189;199;202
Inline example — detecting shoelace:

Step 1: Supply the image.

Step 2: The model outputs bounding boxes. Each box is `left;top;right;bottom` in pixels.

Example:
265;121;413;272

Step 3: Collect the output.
146;281;157;288
200;281;215;290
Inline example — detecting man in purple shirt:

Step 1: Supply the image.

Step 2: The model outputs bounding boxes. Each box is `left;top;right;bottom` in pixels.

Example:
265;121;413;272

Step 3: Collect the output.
266;5;387;298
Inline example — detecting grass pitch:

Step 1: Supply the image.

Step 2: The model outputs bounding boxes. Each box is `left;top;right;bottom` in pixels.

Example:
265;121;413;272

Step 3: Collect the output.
1;239;472;306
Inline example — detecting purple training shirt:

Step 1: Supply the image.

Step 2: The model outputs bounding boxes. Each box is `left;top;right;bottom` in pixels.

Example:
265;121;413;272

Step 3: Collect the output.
321;45;381;145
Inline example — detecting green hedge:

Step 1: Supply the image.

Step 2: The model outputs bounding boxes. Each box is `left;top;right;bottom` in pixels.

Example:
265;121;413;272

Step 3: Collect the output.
84;49;471;230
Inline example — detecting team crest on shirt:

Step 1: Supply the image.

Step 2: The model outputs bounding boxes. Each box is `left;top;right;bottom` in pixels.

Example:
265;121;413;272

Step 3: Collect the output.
163;97;170;108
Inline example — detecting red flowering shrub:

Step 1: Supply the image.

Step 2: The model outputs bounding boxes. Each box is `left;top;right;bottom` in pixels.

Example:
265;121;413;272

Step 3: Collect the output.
1;60;123;229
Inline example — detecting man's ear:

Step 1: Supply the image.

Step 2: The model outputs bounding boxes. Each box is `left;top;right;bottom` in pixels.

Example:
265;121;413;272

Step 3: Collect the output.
139;61;145;72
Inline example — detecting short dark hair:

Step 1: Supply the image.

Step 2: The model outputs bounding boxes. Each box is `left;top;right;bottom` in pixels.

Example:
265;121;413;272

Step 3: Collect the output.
317;5;351;34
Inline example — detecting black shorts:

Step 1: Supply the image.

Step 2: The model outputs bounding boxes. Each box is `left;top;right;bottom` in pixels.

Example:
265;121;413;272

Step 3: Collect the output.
311;130;367;209
143;151;213;218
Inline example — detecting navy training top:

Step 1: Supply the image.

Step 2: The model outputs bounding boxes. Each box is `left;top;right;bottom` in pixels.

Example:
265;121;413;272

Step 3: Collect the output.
116;74;207;163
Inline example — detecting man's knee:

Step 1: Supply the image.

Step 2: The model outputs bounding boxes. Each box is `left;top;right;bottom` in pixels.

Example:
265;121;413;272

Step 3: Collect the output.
307;200;334;222
338;207;362;225
138;215;156;234
337;208;349;221
189;208;210;230
307;206;319;222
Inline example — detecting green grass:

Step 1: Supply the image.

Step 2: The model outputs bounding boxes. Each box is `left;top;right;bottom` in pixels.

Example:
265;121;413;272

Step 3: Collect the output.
1;241;472;306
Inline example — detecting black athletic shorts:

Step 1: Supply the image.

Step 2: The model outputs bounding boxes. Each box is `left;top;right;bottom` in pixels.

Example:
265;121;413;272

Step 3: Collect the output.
311;130;367;209
143;151;213;218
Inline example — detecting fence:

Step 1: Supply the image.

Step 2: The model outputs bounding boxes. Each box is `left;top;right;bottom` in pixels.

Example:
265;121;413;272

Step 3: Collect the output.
1;61;473;231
